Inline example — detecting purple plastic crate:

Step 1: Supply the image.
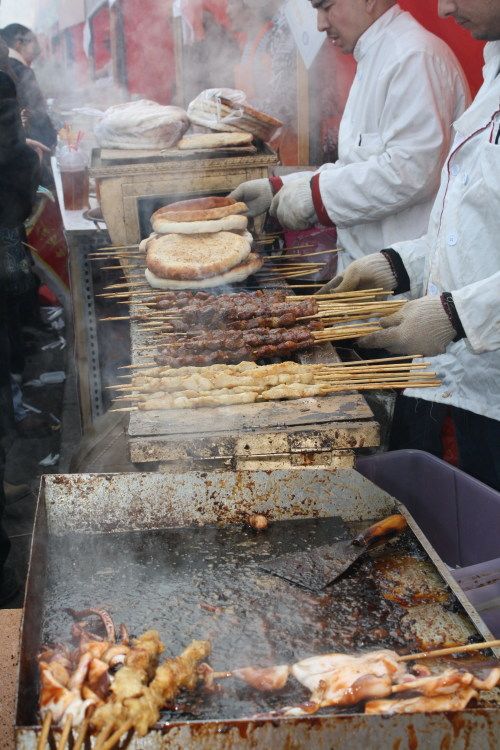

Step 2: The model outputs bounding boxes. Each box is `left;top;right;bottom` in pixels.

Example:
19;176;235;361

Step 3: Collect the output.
356;450;500;636
356;450;500;568
452;559;500;637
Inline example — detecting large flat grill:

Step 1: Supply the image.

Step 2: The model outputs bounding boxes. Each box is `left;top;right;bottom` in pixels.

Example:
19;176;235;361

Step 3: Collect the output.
16;469;500;748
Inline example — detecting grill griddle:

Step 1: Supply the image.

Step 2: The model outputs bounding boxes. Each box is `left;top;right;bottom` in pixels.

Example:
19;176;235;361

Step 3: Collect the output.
16;469;500;748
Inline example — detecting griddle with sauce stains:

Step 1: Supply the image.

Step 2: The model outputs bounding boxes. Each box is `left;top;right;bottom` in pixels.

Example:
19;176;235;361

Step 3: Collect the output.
16;469;500;749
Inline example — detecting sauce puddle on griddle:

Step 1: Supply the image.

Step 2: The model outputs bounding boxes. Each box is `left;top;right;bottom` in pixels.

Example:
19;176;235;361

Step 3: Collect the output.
41;518;421;721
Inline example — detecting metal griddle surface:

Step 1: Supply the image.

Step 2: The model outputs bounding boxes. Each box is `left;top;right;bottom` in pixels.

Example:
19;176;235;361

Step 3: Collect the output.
37;517;441;723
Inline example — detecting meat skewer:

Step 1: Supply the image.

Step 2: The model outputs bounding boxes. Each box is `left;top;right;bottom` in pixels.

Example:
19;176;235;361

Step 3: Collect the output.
92;639;211;746
36;710;52;750
55;714;73;750
364;688;479;715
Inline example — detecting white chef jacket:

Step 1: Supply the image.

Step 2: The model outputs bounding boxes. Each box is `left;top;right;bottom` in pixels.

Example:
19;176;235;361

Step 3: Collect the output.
391;41;500;421
283;4;469;264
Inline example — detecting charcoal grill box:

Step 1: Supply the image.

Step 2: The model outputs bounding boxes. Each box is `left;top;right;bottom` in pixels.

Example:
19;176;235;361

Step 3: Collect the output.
90;144;278;247
16;469;500;749
126;329;381;471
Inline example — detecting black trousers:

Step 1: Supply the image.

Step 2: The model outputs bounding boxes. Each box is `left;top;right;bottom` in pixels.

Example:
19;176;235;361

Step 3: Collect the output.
0;300;12;572
389;396;500;492
0;443;9;571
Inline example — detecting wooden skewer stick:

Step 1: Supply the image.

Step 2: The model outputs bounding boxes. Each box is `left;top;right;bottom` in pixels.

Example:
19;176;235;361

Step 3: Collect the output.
101;720;134;750
256;242;315;249
319;381;441;394
266;263;326;270
101;264;140;271
56;714;72;750
89;256;142;263
73;718;90;750
259;271;322;280
102;282;147;290
398;639;500;662
100;316;133;322
288;289;388;300
37;711;52;750
267;249;339;259
93;722;113;750
89;243;140;253
319;355;421;366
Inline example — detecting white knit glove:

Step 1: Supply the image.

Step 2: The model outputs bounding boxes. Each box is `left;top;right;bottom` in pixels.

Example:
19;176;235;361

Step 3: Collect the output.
269;175;318;230
229;179;273;217
358;296;457;356
316;253;397;295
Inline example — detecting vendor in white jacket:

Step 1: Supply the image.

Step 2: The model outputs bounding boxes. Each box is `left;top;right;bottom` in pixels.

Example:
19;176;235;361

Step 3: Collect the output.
230;0;469;263
326;0;500;491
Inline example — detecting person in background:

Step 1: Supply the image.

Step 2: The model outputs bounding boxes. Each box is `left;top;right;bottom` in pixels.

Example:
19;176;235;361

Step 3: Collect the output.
320;0;500;491
0;37;50;438
231;0;469;267
0;38;41;604
0;23;56;151
227;0;298;163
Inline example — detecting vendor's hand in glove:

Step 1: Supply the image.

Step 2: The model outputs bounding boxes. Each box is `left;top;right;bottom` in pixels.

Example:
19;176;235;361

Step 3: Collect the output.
357;296;457;356
229;179;273;217
269;175;318;230
316;253;397;295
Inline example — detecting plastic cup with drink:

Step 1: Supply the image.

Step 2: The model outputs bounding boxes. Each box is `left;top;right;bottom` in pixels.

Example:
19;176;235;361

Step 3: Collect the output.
57;144;89;211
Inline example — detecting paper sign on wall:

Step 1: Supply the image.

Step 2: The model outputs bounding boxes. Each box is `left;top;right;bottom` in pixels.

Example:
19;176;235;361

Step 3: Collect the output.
284;0;325;69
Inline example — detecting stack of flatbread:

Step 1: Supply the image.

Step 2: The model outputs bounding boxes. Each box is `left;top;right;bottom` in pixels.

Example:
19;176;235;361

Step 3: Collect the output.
143;197;263;290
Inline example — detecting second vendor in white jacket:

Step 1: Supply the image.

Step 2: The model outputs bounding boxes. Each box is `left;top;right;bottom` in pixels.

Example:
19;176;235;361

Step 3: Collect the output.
230;0;469;262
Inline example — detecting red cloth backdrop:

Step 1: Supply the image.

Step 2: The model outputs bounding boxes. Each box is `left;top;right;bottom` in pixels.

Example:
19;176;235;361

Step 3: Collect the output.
65;22;89;84
91;4;112;73
120;0;176;104
399;0;485;95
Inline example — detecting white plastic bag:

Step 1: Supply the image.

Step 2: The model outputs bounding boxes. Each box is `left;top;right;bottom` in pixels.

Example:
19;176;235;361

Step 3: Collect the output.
95;100;190;150
187;89;282;142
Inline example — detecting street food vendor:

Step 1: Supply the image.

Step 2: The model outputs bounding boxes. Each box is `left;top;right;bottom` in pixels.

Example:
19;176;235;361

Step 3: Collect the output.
319;0;500;491
230;0;469;267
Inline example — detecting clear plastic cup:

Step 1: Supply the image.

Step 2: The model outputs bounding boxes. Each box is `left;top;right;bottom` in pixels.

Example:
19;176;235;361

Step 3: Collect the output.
58;146;89;211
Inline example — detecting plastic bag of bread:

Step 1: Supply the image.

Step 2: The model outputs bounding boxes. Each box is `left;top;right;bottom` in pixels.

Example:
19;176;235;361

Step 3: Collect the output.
187;88;282;143
95;100;189;150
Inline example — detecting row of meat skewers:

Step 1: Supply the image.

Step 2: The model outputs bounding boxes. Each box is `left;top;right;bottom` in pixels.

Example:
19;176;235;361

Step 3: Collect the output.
111;358;440;412
37;608;500;748
104;288;436;413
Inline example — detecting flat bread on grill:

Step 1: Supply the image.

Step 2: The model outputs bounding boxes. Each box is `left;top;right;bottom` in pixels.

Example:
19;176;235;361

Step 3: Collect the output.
151;196;247;224
146;231;252;280
145;252;263;289
152;213;248;235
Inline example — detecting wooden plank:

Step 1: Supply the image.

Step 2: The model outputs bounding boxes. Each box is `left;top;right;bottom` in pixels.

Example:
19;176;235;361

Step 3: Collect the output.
128;392;374;437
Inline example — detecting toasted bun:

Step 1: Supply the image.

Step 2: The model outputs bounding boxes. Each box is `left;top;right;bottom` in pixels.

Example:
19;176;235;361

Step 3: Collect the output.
145;252;263;289
146;231;252;280
152;213;248;235
151;196;247;224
